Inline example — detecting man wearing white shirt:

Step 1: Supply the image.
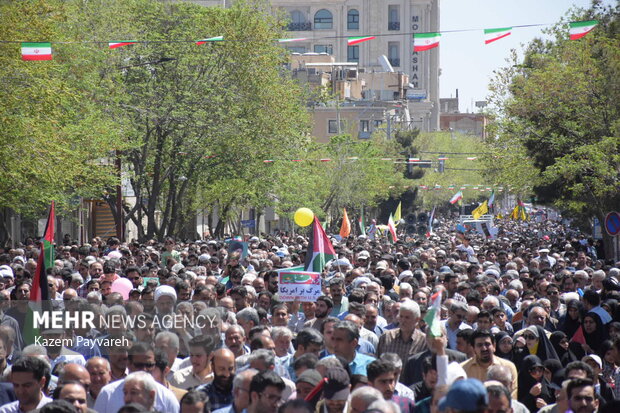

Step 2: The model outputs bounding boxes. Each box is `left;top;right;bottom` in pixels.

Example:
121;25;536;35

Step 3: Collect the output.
94;342;179;413
0;357;52;413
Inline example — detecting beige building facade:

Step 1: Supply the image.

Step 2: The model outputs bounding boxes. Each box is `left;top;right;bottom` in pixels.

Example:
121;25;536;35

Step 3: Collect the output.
189;0;440;131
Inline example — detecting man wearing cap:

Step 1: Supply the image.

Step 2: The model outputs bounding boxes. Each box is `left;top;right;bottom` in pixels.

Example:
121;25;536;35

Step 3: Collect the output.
461;330;518;399
582;355;614;403
438;378;489;413
316;367;349;413
536;249;556;268
294;369;322;400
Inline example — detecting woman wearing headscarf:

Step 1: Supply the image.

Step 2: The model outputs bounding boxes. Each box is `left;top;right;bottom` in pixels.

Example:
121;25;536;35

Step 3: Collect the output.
582;311;609;355
494;331;514;361
559;299;584;338
549;331;578;365
517;355;556;413
601;299;619;322
514;325;560;370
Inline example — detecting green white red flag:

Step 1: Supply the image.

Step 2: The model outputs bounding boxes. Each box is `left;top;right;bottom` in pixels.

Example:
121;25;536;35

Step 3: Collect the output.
387;213;398;242
423;290;443;336
484;27;512;44
414;33;440;52
569;20;598;40
304;216;336;273
196;36;224;45
21;42;52;61
449;191;463;205
278;38;309;43
348;36;375;45
109;41;137;49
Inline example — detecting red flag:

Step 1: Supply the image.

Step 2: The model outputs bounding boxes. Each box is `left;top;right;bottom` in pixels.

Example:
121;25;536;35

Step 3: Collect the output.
571;326;586;345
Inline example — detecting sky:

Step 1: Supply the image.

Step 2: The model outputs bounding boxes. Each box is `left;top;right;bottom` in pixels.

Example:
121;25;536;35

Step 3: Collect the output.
439;0;609;113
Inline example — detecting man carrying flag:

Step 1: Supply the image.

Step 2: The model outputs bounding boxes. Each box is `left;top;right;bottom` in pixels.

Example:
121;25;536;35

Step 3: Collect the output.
305;216;336;273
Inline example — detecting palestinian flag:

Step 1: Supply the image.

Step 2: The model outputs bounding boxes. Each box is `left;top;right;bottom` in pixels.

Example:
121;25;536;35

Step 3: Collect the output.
484;27;512;44
423;290;443;337
387;213;398;242
414;33;440;52
339;208;351;238
449;191;463;205
109;41;137;49
196;36;224;45
304;216;336;273
348;36;375;45
278;38;308;43
24;202;54;344
569;20;598;40
21;42;52;61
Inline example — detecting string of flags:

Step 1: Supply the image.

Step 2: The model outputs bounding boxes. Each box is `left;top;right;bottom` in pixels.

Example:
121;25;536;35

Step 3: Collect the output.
15;20;599;61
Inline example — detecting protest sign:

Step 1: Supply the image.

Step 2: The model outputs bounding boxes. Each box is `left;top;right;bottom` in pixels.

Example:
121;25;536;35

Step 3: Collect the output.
278;271;322;302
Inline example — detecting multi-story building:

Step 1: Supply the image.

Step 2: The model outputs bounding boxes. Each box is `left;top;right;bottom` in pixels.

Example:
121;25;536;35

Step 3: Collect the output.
191;0;440;131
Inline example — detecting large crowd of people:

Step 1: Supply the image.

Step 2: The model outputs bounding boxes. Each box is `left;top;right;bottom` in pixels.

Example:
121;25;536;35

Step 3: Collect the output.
0;215;619;413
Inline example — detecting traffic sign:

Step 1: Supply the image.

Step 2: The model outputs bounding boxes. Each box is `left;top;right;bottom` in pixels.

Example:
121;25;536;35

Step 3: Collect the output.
604;212;620;236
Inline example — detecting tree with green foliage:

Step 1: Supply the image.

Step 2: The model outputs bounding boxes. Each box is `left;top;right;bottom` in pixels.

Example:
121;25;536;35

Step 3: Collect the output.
485;1;620;257
64;0;310;239
0;0;127;221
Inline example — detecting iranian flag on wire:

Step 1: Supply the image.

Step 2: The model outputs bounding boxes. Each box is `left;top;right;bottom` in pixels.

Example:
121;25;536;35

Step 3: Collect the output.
424;290;443;337
304;216;336;273
109;41;137;49
348;36;375;45
414;33;440;52
21;42;52;61
24;202;54;344
569;20;598;40
484;27;512;44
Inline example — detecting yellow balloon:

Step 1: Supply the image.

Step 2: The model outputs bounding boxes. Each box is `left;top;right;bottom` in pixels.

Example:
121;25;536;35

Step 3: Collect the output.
294;208;314;227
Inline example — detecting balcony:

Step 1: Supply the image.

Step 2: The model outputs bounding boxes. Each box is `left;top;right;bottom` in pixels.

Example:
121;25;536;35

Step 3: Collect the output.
389;58;400;67
388;21;400;31
288;22;311;31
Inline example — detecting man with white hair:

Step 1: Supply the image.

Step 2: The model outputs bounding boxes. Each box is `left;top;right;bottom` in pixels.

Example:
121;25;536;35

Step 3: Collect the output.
377;300;427;366
123;371;157;410
349;386;384;413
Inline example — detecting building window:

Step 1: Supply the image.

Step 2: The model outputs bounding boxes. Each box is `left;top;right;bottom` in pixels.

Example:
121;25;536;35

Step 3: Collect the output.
347;45;359;63
347;9;359;30
314;44;333;54
373;120;384;128
314;9;333;30
328;120;345;134
287;46;306;54
360;120;370;132
289;10;311;31
388;42;400;67
388;5;400;30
